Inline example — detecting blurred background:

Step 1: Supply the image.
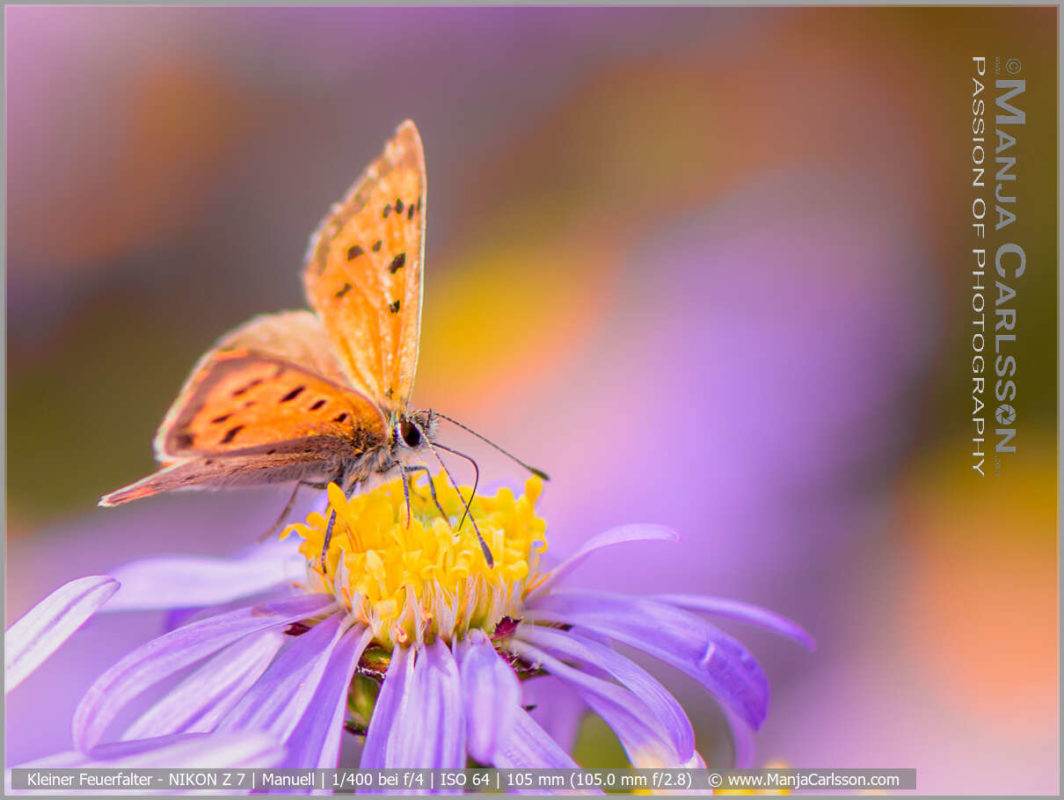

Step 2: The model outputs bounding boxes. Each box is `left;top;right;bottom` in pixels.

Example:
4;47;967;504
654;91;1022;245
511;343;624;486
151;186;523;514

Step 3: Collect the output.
5;6;1057;792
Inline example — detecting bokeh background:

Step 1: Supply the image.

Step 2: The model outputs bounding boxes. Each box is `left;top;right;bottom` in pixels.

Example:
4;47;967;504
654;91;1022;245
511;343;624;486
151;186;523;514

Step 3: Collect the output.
5;6;1057;793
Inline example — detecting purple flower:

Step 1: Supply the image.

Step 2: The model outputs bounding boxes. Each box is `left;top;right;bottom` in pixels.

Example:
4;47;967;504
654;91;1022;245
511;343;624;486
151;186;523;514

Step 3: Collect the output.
5;575;118;693
15;476;811;774
3;576;287;772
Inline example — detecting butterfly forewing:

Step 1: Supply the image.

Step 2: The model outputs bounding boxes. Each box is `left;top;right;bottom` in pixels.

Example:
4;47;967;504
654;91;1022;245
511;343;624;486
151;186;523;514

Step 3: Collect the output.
154;351;387;460
101;347;386;507
151;310;387;461
303;120;425;415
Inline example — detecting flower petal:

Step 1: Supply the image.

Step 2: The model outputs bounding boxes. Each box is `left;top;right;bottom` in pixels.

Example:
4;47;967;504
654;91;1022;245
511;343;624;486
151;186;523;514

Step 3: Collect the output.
5;576;119;693
22;731;284;768
722;707;755;769
106;539;304;611
492;708;580;769
654;594;815;651
520;676;585;754
525;591;768;729
511;640;684;768
159;588;301;635
532;525;678;596
73;593;334;753
122;630;285;740
218;613;344;739
359;645;413;770
459;631;520;765
282;625;371;768
517;626;694;762
381;640;466;768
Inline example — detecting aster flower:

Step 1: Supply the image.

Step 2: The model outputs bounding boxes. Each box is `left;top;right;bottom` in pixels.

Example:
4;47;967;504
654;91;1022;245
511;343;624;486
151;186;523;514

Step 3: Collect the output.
25;476;811;773
4;577;287;773
5;575;119;694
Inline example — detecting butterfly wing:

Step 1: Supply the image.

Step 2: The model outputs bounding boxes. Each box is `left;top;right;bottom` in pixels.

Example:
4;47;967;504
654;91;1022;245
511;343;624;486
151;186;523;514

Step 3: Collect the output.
100;311;388;506
99;449;348;507
210;309;353;387
152;350;386;460
303;120;425;416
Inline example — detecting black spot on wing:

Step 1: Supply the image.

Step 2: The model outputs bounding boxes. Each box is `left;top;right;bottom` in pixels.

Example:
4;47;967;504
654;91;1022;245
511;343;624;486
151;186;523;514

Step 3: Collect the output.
211;413;232;424
388;253;406;274
175;432;195;449
221;425;245;445
389;300;401;314
335;282;352;299
407;204;415;220
395;197;404;214
232;378;263;397
347;244;364;261
280;386;306;403
333;412;349;423
372;240;382;252
310;399;327;411
382;204;392;218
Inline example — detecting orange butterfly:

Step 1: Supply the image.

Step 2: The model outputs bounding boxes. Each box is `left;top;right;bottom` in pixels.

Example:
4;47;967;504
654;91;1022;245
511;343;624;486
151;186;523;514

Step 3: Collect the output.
101;121;543;565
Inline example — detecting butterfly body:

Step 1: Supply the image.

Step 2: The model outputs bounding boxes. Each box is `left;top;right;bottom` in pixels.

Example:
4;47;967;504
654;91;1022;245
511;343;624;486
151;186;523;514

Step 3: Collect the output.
101;121;441;509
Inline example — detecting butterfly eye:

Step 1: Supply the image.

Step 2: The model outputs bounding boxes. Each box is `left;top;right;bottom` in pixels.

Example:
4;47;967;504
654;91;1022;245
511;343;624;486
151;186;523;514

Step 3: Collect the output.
400;420;422;448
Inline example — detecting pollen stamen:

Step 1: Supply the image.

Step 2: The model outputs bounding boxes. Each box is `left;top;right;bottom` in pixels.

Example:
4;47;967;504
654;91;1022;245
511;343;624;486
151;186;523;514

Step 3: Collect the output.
284;474;546;649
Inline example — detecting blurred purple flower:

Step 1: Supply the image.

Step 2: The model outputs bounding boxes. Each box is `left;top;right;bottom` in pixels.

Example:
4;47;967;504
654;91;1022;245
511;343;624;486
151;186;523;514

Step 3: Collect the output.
12;477;811;776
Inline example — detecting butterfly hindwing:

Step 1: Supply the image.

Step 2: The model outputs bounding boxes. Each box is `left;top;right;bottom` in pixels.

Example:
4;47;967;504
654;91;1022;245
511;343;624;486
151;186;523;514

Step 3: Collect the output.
214;309;353;387
303;119;425;415
99;449;343;507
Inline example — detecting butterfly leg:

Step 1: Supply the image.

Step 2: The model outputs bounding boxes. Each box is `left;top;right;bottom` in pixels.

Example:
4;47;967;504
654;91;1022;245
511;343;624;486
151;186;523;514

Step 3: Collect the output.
319;468;370;573
258;480;333;544
402;465;447;520
319;509;337;574
400;465;413;527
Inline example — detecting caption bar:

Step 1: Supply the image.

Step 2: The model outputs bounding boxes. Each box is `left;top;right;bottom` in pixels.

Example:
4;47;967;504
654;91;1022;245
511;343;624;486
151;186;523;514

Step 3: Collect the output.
11;767;915;792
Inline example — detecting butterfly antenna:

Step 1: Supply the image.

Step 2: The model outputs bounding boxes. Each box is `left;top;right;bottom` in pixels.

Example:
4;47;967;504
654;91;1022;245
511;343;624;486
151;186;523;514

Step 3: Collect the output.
413;421;494;568
432;412;550;481
432;441;481;532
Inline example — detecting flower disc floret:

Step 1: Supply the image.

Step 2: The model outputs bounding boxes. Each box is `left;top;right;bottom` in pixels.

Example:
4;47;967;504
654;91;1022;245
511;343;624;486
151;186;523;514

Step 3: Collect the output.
284;475;547;648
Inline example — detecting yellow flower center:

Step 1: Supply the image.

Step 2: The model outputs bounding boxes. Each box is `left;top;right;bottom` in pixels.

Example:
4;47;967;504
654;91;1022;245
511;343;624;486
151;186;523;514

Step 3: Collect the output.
283;475;548;649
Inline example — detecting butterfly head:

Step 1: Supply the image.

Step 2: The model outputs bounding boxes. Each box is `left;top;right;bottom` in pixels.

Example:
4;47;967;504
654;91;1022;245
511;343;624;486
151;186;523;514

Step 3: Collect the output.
395;408;437;452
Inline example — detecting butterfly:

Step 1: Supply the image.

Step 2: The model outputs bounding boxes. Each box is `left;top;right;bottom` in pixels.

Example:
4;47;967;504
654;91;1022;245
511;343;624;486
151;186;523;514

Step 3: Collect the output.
100;120;544;566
